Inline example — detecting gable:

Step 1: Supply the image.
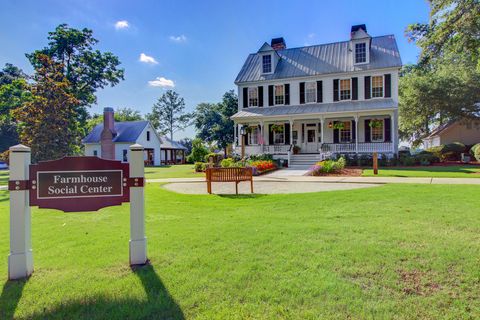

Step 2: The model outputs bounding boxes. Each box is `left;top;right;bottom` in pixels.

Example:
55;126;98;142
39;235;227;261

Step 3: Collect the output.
83;121;149;144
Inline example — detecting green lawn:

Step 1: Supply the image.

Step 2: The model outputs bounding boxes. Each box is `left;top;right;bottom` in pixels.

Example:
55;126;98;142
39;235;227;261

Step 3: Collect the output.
0;170;8;186
362;165;480;178
144;164;202;179
1;184;479;319
0;165;200;186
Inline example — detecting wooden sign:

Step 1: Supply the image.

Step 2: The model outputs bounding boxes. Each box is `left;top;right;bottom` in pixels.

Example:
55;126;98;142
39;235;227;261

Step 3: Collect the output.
29;156;136;212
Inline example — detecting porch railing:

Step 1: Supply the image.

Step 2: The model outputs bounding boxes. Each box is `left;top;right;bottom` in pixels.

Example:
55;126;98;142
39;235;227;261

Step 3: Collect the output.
262;145;290;154
320;142;393;153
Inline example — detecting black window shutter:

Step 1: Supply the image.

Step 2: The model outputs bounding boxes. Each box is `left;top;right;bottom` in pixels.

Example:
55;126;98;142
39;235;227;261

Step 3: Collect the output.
364;76;371;99
284;123;290;145
268;124;274;144
352;77;358;100
352;120;356;141
384;118;391;142
384;74;391;98
258;86;263;107
268;85;274;106
284;84;290;105
243;88;248;108
333;122;339;143
365;119;371;142
299;82;305;104
244;126;249;146
317;81;323;103
333;79;339;101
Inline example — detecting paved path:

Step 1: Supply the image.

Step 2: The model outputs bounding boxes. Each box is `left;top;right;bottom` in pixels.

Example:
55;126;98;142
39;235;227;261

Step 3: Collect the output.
163;181;379;195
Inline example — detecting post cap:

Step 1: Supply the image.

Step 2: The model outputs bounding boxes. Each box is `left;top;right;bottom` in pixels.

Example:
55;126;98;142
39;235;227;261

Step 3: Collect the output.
130;143;144;151
9;144;31;152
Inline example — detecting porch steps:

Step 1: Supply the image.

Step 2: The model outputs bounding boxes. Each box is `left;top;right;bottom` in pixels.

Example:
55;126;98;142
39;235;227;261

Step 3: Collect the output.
289;154;321;170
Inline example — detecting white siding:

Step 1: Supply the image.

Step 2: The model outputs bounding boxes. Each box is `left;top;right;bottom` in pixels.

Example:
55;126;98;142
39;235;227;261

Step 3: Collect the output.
135;123;162;166
84;144;101;157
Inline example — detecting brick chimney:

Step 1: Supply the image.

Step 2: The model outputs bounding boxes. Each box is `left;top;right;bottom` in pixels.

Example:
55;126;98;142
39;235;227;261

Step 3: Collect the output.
271;37;286;50
100;107;116;160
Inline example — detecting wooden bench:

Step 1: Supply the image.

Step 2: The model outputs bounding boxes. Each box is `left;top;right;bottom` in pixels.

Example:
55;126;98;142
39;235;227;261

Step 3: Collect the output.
205;167;253;195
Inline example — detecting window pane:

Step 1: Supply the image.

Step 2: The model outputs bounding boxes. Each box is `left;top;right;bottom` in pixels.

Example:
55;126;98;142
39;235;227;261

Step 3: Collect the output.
340;121;351;142
248;87;258;107
275;85;284;105
262;55;272;73
355;43;366;63
249;127;259;145
273;125;284;144
371;76;383;98
371;120;384;142
340;79;351;100
305;81;316;103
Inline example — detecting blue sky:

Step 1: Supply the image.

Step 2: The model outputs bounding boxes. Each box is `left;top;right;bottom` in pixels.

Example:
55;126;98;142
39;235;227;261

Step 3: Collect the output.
0;0;430;139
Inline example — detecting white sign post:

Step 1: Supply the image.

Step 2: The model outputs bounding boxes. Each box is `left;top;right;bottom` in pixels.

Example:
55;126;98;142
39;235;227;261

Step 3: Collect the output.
8;144;34;280
129;144;147;265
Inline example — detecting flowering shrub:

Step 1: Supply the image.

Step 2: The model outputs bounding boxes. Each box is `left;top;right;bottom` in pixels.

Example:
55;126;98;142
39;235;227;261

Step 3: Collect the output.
250;160;277;172
307;157;345;176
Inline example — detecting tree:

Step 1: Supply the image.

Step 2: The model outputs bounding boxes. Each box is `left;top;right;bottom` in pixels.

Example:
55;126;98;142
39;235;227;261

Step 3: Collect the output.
146;90;192;140
86;107;143;132
194;90;238;155
26;24;124;136
12;55;79;162
186;138;209;163
178;137;193;155
0;64;31;152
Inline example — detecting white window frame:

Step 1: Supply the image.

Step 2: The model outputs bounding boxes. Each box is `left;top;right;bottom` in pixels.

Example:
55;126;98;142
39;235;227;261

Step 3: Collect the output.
305;81;317;103
274;84;285;105
340;121;352;143
248;126;259;145
354;42;367;64
371;75;384;98
262;54;273;74
339;79;351;101
370;119;384;142
273;125;285;145
248;87;259;107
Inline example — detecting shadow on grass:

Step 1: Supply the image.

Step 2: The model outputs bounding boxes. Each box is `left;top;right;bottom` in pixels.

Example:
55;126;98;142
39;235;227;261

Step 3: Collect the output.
218;193;267;199
1;264;184;320
0;278;28;319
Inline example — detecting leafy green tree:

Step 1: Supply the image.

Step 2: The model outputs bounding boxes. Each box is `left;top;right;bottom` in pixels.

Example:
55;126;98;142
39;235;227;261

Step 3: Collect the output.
86;107;143;132
146;90;192;140
194;90;238;155
178;137;193;155
186;138;209;163
13;55;79;162
0;63;27;85
26;24;124;136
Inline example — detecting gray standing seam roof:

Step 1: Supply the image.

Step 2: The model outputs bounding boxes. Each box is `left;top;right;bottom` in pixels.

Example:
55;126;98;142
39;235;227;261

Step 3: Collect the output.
231;99;396;119
160;136;188;150
82;121;149;143
235;35;402;84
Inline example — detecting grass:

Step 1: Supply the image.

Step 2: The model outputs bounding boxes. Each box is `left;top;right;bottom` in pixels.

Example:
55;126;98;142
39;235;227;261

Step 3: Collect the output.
1;184;479;319
144;164;203;179
362;165;480;178
0;165;200;186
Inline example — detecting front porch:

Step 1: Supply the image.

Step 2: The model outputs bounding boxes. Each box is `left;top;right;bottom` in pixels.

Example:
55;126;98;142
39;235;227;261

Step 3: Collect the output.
233;112;398;158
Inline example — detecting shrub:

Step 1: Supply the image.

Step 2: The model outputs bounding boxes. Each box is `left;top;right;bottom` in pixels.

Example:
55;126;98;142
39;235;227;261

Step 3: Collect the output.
0;150;9;164
469;143;480;158
308;157;345;175
194;162;206;172
414;151;439;166
358;154;373;167
249;160;277;173
204;152;223;165
248;154;273;161
426;145;443;160
475;147;480;162
187;138;209;163
220;158;235;168
399;154;415;166
439;142;466;161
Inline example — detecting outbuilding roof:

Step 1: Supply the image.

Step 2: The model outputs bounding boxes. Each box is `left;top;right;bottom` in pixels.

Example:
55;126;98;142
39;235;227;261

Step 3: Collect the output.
235;35;402;84
231;99;396;120
83;121;149;143
160;136;187;150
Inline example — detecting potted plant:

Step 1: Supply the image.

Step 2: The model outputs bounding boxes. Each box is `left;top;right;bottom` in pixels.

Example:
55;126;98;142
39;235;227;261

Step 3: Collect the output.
244;126;254;134
369;119;383;128
293;145;301;154
270;124;284;133
332;122;345;130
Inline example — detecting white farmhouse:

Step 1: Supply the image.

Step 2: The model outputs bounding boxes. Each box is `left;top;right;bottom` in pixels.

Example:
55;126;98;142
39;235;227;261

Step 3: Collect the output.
231;24;402;167
82;108;187;166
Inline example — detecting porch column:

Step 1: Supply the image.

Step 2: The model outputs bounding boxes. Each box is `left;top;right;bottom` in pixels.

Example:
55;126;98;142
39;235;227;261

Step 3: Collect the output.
320;117;324;153
288;119;293;165
391;111;397;154
233;121;237;148
354;114;359;154
260;121;264;153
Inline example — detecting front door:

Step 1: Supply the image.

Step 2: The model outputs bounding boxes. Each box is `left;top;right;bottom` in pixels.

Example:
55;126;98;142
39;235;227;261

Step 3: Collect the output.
305;124;318;153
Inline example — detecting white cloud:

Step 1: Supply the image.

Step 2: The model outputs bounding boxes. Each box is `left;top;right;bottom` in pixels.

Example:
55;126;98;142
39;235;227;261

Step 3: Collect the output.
115;20;130;30
139;53;158;64
307;33;316;39
148;77;175;88
169;35;187;43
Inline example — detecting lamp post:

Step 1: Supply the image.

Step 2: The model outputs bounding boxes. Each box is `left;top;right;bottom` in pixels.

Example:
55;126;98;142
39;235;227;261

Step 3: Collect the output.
240;126;246;159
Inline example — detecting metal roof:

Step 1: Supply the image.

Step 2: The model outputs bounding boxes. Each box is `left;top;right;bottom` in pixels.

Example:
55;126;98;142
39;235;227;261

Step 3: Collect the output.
160;136;187;150
83;121;149;143
235;35;402;84
231;99;396;120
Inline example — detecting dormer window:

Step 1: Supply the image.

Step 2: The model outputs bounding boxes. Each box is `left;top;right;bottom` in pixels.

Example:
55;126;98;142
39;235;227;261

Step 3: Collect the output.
355;42;367;64
262;55;272;73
